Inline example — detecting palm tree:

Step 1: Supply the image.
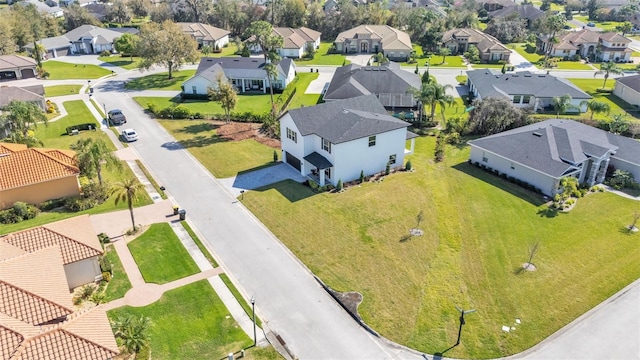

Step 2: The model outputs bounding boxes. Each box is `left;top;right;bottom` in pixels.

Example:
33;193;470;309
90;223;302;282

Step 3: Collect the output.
71;138;122;186
425;82;455;125
111;177;144;230
594;62;624;89
543;14;567;62
580;100;611;120
111;315;151;356
552;94;575;116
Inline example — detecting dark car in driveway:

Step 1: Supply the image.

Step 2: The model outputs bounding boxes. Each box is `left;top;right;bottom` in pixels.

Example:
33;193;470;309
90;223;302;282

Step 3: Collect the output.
108;109;127;126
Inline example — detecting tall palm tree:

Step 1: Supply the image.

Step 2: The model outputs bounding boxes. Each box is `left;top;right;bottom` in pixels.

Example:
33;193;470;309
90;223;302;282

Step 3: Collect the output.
71;138;122;186
580;100;611;120
111;315;151;356
111;177;144;230
594;61;624;89
425;82;455;126
552;94;574;116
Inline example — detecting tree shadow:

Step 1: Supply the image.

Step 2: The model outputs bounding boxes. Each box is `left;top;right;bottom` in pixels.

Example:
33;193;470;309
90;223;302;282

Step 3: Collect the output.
432;343;458;359
177;122;220;134
399;234;412;243
537;207;559;218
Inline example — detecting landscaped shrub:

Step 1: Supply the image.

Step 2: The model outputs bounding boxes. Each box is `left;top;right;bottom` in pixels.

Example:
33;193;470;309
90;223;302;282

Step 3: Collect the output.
336;179;343;191
605;169;639;190
98;233;111;245
360;170;365;183
99;255;112;273
0;202;40;224
39;197;66;211
405;160;412;171
66;123;98;134
100;50;111;57
65;183;108;211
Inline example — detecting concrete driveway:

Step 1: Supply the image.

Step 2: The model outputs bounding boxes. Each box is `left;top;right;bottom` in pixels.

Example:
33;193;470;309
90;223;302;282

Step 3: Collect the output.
217;162;307;198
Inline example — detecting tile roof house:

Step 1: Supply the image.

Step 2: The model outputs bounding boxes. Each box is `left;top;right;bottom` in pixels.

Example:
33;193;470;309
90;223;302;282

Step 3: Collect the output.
178;22;230;50
442;28;511;63
488;4;544;27
334;25;413;62
466;69;591;113
280;95;417;186
538;29;632;62
0;246;118;359
613;74;640;106
0;215;104;289
468;119;640;196
0;85;46;111
27;25;140;59
0;143;81;210
272;27;321;59
182;57;296;96
323;62;422;112
0;55;38;81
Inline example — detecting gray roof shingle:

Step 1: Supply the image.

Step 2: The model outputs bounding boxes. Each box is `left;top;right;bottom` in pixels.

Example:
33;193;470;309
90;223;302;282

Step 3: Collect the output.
194;57;293;80
616;74;640;93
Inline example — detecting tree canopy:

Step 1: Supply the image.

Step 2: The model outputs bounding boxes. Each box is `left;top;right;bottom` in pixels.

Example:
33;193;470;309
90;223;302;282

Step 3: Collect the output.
137;21;199;79
467;97;530;135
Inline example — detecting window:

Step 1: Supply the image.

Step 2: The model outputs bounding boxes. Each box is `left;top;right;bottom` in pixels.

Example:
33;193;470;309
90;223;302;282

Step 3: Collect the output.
513;95;522;104
322;138;331;153
324;168;331;179
522;95;531;104
482;151;488;163
388;154;396;165
286;127;297;143
510;162;515;170
368;135;376;147
192;86;197;94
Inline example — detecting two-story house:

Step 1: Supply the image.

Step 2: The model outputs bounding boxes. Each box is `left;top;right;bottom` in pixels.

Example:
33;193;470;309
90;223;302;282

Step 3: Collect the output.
538;29;632;62
441;28;511;63
334;25;413;62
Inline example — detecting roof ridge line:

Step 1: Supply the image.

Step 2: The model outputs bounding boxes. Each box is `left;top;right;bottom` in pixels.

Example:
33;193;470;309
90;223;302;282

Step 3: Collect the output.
31;147;80;173
0;276;74;315
40;225;103;253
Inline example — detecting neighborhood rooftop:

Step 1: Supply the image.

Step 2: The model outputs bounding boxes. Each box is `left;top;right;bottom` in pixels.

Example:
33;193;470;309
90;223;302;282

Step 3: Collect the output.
274;27;321;49
286;94;410;144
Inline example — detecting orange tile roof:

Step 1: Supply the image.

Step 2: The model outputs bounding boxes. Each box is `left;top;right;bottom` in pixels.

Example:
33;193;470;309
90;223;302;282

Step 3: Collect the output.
0;242;27;260
1;215;103;265
0;142;79;191
0;314;38;359
0;281;72;326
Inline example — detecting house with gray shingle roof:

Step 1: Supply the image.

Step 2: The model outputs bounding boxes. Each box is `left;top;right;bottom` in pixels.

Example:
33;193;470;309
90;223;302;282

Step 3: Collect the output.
613;74;640;106
466;69;591;112
182;57;296;96
442;28;511;63
323;62;421;113
27;25;139;58
468;119;640;196
280;95;417;186
0;54;37;81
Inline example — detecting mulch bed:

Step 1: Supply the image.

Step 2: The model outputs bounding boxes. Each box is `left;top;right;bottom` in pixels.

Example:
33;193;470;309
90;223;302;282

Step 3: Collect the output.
216;121;281;148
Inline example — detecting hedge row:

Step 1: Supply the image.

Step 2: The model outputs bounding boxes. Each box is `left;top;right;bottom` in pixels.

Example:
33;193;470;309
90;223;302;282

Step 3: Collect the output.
147;103;271;123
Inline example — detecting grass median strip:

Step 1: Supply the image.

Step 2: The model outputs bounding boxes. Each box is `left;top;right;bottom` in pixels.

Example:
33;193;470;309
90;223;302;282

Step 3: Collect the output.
180;220;218;267
104;245;132;301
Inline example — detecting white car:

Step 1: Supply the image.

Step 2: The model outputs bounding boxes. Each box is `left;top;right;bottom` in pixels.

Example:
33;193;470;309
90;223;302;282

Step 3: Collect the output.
121;128;138;142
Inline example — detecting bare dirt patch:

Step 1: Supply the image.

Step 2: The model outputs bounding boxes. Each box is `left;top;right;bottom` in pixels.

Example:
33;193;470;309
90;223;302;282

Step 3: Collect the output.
216;122;281;148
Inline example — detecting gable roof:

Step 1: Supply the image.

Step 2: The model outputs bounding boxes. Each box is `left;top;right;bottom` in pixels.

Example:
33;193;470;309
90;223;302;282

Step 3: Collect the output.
552;29;631;50
28;25;138;51
616;74;640;92
273;27;321;49
335;25;412;51
466;69;592;100
323;62;421;107
0;87;45;108
442;28;510;53
469;119;640;177
0;55;37;71
192;57;293;81
285;95;410;143
178;22;230;42
0;143;80;191
488;4;544;20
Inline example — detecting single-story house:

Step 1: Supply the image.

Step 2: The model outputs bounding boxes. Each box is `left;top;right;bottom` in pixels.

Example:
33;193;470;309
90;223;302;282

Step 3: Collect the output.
334;25;413;62
0;143;81;210
0;54;37;81
0;85;46;110
468;118;640;196
323;62;421;112
442;28;511;63
27;25;140;58
479;0;517;11
0;246;118;359
182;57;296;96
0;214;104;289
466;69;592;112
488;4;544;27
19;0;64;17
613;74;640;107
538;29;632;62
273;27;321;58
178;22;230;50
84;3;109;21
280;94;418;186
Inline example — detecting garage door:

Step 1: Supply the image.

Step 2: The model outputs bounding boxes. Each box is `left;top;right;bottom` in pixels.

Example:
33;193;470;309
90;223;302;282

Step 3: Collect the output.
21;68;35;79
56;47;69;57
286;152;301;171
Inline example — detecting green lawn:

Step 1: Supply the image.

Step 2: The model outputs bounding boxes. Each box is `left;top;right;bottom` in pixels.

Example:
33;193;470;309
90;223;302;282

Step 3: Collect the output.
285;72;321;109
239;136;640;359
44;85;83;97
104;245;132;301
35;100;101;149
98;55;141;70
107;280;257;359
572;16;626;32
568;78;640;121
125;70;196;91
428;55;466;68
136;95;272;116
157;119;275;178
294;42;349;66
42;60;112;79
202;43;239;58
512;43;593;69
127;223;200;284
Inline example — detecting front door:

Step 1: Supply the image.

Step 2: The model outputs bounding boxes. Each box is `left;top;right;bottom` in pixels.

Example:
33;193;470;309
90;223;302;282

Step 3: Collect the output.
360;42;368;53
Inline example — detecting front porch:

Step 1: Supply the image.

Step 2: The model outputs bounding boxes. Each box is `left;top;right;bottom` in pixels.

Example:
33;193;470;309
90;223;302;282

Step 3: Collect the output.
230;78;266;94
303;152;333;187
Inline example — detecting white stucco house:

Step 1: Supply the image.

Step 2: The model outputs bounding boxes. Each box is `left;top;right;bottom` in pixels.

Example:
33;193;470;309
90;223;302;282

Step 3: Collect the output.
273;27;321;58
613;74;640;107
280;95;418;186
182;57;296;96
538;29;632;62
178;22;230;50
468;119;640;196
466;69;591;113
26;25;139;58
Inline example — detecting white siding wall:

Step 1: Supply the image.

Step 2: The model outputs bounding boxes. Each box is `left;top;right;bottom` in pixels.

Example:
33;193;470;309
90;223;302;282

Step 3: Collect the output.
469;146;559;196
279;47;304;58
610;158;640;181
283;62;296;86
613;82;640;106
64;258;101;290
280;114;305;170
182;75;217;95
217;35;230;48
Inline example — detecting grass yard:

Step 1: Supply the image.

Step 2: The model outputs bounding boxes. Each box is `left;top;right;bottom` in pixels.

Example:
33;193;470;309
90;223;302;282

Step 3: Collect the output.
157;119;275;178
125;70;196;91
107;280;274;359
572;16;626;32
512;44;593;69
136;95;272;115
568;78;640;121
239;136;640;358
104;245;132;301
294;42;349;66
35;100;101;149
42;60;112;79
98;55;141;70
202;43;239;57
127;223;200;284
428;55;466;68
44;85;82;97
285;72;321;109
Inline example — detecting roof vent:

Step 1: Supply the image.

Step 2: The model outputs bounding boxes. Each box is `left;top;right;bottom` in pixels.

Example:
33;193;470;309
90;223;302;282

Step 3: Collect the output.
252;59;258;62
233;59;239;62
532;132;542;137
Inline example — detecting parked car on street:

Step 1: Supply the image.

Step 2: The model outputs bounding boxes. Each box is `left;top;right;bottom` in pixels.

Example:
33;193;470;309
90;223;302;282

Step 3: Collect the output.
121;128;138;142
108;109;127;125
